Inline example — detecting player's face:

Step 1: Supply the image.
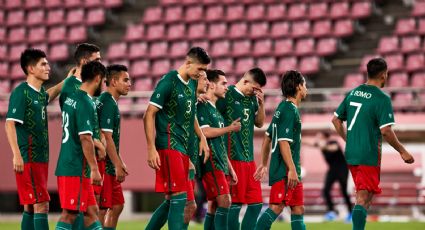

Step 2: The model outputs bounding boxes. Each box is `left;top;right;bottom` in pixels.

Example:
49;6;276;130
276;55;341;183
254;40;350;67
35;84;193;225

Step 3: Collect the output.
298;81;308;100
196;71;209;94
243;75;262;96
380;70;388;88
214;75;228;99
88;52;101;63
94;75;103;97
115;71;132;96
187;60;208;80
31;58;50;81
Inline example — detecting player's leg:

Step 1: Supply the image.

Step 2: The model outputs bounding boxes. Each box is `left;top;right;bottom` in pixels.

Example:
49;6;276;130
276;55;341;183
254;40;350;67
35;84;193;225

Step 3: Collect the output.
352;190;370;230
32;163;50;230
205;200;217;230
94;160;105;227
22;205;35;230
56;209;79;230
56;176;81;229
33;202;49;230
183;175;197;230
337;170;353;222
323;170;337;221
98;209;107;226
215;194;231;230
241;162;263;230
255;203;284;230
145;195;169;230
227;160;243;230
83;178;102;230
290;205;306;230
103;179;125;229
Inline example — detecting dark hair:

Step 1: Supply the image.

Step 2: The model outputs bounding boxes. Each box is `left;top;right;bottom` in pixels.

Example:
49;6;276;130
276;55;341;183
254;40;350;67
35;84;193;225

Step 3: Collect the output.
81;61;107;83
20;48;47;75
74;43;100;64
187;47;211;64
106;64;128;86
206;69;226;83
247;67;267;87
367;58;387;79
281;70;305;98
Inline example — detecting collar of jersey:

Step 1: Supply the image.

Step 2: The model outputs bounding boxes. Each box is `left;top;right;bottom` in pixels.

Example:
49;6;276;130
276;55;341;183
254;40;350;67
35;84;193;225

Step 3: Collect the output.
234;86;245;97
286;99;298;108
207;100;216;108
26;82;41;93
177;73;190;85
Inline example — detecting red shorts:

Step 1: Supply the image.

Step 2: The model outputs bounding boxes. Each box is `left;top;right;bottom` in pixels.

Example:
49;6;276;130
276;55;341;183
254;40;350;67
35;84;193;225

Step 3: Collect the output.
93;160;105;196
269;180;304;206
229;160;262;204
99;174;125;209
15;162;50;205
202;170;230;200
349;165;382;194
155;149;189;194
57;176;97;212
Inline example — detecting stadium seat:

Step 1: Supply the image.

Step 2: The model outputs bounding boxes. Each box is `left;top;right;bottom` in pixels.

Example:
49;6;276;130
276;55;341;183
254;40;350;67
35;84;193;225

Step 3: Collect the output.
187;23;206;40
10;63;25;80
165;6;183;23
235;57;255;75
388;72;409;88
213;58;234;74
377;36;399;54
46;0;62;9
0;62;9;78
142;7;162;24
205;5;224;22
0;10;4;25
146;24;165;41
316;38;338;57
191;40;210;51
208;22;227;40
26;10;45;26
5;0;22;10
167;23;186;41
395;18;416;35
49;43;69;61
330;2;350;20
333;19;354;37
84;0;103;8
28;27;46;44
8;27;26;44
250;22;269;39
169;41;189;58
343;73;364;88
134;78;153;91
291;20;311;38
309;2;328;20
266;4;286;21
226;5;245;22
181;0;198;5
149;41;168;59
107;42;127;60
299;56;320;74
412;1;425;17
274;38;293;56
295;38;315;56
351;1;372;19
400;36;421;53
185;6;203;23
128;42;148;60
64;0;82;9
0;28;6;43
124;24;144;41
229;22;248;39
312;20;332;38
393;92;413;111
48;26;67;43
406;53;425;72
86;8;105;26
30;43;47;53
418;18;425;35
47;9;65;26
160;0;179;6
104;0;123;8
0;79;10;92
270;21;290;38
385;54;404;72
0;45;7;61
256;57;276;74
411;72;425;87
66;8;85;25
68;25;86;43
287;3;307;21
264;74;280;89
232;40;251;57
6;10;25;27
359;54;380;72
277;57;297;73
152;59;171;77
253;39;272;57
246;4;265;21
130;60;150;78
211;40;231;57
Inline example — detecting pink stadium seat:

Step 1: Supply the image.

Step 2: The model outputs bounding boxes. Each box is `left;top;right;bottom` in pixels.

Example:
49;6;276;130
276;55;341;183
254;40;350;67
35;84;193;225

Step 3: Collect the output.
316;38;338;56
299;56;320;74
270;21;290;38
191;40;210;51
165;6;183;23
0;62;9;78
0;10;4;25
208;23;227;40
0;28;5;42
253;39;272;57
222;0;238;3
264;74;280;89
291;20;311;38
312;20;332;38
274;38;293;56
228;22;248;39
250;22;269;39
235;58;255;75
418;18;425;35
187;23;206;40
232;40;251;57
211;40;231;57
393;92;413;111
377;36;399;54
86;8;105;26
333;19;354;37
213;58;234;74
68;26;87;43
351;1;372;19
246;4;265;21
152;59;171;76
359;54;380;72
330;2;350;20
295;38;315;56
23;0;42;9
167;23;186;41
256;57;276;74
84;0;103;8
266;4;286;21
143;7;162;24
412;1;425;17
206;5;224;22
309;2;328;20
47;9;65;26
48;26;67;43
128;42;148;60
0;79;11;92
161;0;179;6
406;53;425;72
66;8;85;25
28;27;46;44
27;10;45;26
5;0;22;10
7;10;25;27
395;18;416;35
45;0;62;9
287;4;307;21
107;42;127;60
411;72;425;87
8;27;26;44
30;43;48;53
388;72;409;87
146;24;165;41
10;63;25;80
64;0;82;8
104;0;123;8
49;43;69;61
277;57;297;73
130;60;150;78
226;5;245;22
134;78;153;91
124;24;144;41
343;73;364;88
202;0;218;5
169;41;189;58
400;36;421;53
185;6;203;23
181;0;198;6
149;41;168;59
0;45;7;61
385;54;404;72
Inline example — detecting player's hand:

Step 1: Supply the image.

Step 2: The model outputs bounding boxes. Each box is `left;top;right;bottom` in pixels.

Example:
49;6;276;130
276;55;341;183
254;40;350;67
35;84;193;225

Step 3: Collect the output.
287;169;299;189
66;66;77;78
96;142;106;161
400;151;414;164
254;87;264;105
91;169;102;186
13;154;24;173
115;163;128;183
253;165;267;181
189;160;196;175
197;94;210;103
229;168;238;185
199;137;210;163
228;118;241;132
147;148;161;170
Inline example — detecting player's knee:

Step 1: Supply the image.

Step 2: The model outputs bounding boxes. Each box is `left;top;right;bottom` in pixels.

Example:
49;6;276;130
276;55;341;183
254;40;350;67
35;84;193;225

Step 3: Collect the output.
61;210;78;223
217;195;231;208
291;205;304;215
112;205;124;217
187;201;197;213
34;202;49;213
269;204;284;215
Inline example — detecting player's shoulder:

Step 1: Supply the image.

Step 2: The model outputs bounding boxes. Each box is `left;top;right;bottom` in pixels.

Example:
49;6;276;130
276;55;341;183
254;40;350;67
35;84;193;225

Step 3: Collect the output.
11;82;28;93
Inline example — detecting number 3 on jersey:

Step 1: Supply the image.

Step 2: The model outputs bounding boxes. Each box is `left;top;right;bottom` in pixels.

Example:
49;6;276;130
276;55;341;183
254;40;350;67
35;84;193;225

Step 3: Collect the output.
348;102;362;131
62;111;69;143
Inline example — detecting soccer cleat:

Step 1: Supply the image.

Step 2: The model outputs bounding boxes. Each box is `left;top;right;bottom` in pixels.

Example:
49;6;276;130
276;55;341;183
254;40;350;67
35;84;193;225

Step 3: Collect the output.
345;212;353;223
324;211;337;221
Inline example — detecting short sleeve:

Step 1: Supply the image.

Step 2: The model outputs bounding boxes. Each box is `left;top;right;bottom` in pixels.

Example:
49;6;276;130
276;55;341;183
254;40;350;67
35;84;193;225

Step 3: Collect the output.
149;77;172;109
98;100;115;133
197;104;211;128
377;96;395;129
265;122;273;137
77;99;94;136
334;95;348;121
6;87;26;124
277;108;296;143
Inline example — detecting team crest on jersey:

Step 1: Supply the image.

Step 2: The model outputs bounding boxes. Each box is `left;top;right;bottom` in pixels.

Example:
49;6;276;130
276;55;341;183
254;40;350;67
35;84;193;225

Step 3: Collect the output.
34;100;39;104
156;93;160;98
286;128;289;133
200;116;204;121
389;114;392;118
107;118;111;124
87;120;90;125
178;94;184;98
12;108;16;113
235;101;240;105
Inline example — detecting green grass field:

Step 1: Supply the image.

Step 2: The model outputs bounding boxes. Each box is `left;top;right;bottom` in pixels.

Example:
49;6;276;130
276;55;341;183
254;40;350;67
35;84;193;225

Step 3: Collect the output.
0;221;424;229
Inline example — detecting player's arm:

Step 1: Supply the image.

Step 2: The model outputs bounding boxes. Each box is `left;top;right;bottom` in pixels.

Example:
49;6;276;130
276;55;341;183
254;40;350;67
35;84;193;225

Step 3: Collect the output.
332;116;346;141
93;138;106;160
201;118;241;138
46;80;66;103
254;134;272;181
143;104;161;169
279;140;299;189
80;134;102;185
102;131;128;182
194;117;210;163
381;126;414;164
254;89;265;128
5;121;24;173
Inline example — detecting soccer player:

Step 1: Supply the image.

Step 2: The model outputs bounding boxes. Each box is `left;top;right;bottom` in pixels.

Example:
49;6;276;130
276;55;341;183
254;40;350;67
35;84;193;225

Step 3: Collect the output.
254;70;308;230
216;67;267;230
332;58;414;230
143;47;211;230
198;69;240;230
55;61;107;230
5;48;65;230
97;64;131;230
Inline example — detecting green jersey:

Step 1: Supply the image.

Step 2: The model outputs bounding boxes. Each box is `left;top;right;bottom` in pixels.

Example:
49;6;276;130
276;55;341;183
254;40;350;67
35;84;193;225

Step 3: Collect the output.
97;92;121;175
266;101;302;185
188;102;200;177
59;75;81;109
197;101;228;176
55;89;96;177
6;82;49;163
216;85;258;162
149;70;197;155
335;84;395;166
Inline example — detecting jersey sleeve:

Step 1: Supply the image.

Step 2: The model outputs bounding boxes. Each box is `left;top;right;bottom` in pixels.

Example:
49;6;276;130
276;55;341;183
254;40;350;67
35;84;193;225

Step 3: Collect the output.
377;96;395;129
196;104;211;128
6;87;26;124
277;107;296;143
334;95;348;121
98;99;115;133
265;122;273;137
149;77;172;109
76;100;94;136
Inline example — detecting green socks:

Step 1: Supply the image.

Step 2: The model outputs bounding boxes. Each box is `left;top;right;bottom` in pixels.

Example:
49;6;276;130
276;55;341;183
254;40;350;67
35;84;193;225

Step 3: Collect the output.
168;193;187;230
352;205;367;230
215;207;229;230
22;211;34;230
72;212;84;230
189;169;195;180
145;199;170;230
182;222;189;230
34;213;48;230
204;213;215;230
103;228;115;230
227;204;242;230
84;221;102;230
241;203;262;230
56;221;72;230
291;214;306;230
255;208;279;230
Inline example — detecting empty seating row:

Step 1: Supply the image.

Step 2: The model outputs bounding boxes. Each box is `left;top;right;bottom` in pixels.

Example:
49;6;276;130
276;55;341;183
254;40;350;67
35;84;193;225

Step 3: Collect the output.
378;35;425;54
2;0;122;10
344;72;425;89
359;53;425;73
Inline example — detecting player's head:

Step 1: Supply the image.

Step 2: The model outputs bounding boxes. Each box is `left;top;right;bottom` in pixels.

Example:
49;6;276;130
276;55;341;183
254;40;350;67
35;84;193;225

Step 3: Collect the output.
74;43;101;67
206;69;227;99
20;48;50;81
367;58;388;88
281;70;307;99
184;47;211;80
196;70;209;94
106;64;131;96
239;67;267;96
81;61;107;96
